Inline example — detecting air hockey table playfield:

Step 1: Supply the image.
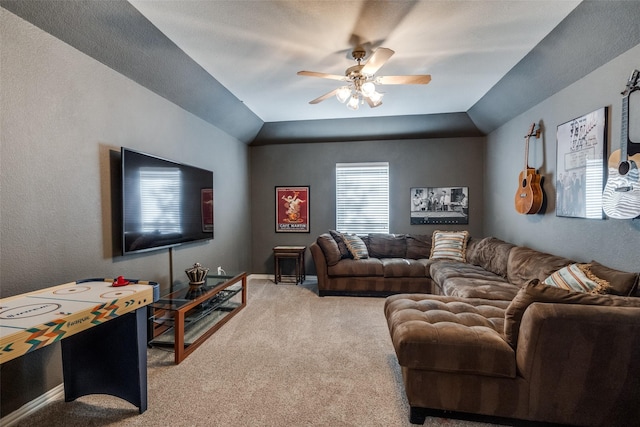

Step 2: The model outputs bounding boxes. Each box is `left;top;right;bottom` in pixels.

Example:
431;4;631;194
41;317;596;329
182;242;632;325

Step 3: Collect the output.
0;278;159;413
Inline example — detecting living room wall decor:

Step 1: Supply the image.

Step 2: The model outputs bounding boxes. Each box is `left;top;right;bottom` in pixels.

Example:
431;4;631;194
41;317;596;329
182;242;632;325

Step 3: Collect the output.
410;186;469;224
556;106;608;219
275;186;310;232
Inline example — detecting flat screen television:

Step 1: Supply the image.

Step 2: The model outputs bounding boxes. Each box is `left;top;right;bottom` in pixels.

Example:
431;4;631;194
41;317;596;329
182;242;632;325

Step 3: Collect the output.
121;147;214;255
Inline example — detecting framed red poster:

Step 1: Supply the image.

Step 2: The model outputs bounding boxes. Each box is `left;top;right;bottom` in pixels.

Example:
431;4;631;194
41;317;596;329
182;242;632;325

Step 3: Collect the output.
275;186;309;233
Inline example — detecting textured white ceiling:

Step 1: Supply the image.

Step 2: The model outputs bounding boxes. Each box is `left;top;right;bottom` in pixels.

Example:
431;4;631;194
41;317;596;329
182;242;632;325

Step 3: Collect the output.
129;0;581;122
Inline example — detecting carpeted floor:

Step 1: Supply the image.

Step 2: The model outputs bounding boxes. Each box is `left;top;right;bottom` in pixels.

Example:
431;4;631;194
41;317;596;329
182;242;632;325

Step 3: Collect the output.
10;278;507;427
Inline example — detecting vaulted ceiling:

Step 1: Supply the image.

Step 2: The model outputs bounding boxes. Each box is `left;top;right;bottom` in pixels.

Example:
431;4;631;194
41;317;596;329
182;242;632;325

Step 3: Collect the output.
3;1;640;144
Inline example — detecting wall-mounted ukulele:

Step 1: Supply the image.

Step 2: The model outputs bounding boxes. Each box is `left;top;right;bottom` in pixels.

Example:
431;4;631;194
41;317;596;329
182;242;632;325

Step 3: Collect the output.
514;123;543;214
602;69;640;219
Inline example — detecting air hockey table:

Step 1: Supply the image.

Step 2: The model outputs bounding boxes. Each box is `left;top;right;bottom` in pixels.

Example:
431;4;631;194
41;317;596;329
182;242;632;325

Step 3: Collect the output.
0;278;159;413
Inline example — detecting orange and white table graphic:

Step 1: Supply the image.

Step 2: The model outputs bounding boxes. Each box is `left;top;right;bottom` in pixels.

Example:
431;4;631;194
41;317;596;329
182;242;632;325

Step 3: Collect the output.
0;279;156;364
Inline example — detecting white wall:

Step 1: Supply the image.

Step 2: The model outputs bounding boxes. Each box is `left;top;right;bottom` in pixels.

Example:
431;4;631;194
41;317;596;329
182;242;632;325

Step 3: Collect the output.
484;43;640;272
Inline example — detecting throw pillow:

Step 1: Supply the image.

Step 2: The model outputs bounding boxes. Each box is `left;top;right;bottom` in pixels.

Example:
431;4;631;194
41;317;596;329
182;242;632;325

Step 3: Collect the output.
430;230;469;262
316;233;342;266
342;234;369;260
589;260;639;297
329;230;352;259
503;281;640;348
543;263;610;294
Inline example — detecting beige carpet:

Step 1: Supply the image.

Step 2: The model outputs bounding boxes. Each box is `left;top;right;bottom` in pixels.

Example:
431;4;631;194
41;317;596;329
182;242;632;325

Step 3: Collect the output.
11;278;504;427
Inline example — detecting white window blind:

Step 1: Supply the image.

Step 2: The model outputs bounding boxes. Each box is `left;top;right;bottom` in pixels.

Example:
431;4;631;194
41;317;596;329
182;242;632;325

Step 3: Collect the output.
336;162;389;235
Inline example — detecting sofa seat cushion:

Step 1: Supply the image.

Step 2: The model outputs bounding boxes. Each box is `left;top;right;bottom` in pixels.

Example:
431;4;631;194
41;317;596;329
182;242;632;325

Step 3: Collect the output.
381;258;428;278
441;277;521;301
327;258;383;277
385;294;514;378
430;262;508;285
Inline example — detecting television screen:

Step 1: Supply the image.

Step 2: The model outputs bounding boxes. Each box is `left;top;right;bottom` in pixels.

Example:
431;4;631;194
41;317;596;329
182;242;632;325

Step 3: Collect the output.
121;147;213;254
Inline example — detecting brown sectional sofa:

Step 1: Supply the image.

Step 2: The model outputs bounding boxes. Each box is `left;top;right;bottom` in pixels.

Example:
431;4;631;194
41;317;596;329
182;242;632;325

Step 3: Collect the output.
310;231;640;426
310;232;437;296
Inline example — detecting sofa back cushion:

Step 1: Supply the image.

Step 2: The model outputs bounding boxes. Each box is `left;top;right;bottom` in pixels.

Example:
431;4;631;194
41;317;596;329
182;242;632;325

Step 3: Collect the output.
316;233;343;266
367;233;406;258
504;281;640;347
405;234;431;259
463;236;480;263
329;230;352;259
469;237;515;278
507;246;574;286
589;260;639;296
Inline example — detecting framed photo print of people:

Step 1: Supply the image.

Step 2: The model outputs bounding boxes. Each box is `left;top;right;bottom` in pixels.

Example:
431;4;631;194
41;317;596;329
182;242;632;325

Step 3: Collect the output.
555;107;607;219
410;186;469;224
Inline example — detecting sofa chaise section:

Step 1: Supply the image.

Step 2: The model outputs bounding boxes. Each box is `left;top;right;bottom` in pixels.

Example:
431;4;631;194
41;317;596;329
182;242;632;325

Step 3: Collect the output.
386;279;640;426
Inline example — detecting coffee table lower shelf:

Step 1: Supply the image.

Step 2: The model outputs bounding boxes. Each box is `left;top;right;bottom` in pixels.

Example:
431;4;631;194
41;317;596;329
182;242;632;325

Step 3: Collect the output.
148;272;247;364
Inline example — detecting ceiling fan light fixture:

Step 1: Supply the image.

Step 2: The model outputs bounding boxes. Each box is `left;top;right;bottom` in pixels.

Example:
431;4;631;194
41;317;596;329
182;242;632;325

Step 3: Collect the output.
336;86;351;103
367;90;383;104
299;46;431;111
361;81;376;97
346;95;360;110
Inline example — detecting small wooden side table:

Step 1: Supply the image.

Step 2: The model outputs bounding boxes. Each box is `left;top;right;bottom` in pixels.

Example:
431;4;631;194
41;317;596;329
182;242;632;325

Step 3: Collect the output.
273;245;306;284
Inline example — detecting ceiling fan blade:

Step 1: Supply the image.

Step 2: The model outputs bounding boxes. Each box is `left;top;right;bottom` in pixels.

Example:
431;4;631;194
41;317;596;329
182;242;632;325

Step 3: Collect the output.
377;75;432;85
309;88;340;104
297;71;346;81
361;47;394;75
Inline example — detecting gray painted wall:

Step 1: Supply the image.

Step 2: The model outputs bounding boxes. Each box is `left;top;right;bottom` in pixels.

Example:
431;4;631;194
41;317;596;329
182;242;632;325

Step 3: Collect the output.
484;43;640;272
0;10;251;416
250;137;485;275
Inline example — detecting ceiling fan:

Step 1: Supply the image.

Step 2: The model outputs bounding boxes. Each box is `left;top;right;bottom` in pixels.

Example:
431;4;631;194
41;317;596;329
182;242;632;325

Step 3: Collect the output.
297;47;431;110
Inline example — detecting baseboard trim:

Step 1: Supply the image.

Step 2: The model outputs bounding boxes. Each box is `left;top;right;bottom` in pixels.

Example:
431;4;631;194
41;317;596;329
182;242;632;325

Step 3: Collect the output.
248;273;272;280
1;383;64;427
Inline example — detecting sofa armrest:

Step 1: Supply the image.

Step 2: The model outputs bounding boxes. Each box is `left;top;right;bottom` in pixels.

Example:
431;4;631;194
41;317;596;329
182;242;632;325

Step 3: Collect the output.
515;302;640;425
310;242;329;292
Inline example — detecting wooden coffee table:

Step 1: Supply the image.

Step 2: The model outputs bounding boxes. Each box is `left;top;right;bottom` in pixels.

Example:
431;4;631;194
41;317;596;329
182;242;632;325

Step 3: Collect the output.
148;272;247;364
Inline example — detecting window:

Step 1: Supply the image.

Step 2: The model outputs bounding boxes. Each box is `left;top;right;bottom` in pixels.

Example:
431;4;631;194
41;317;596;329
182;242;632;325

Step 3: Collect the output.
336;162;389;235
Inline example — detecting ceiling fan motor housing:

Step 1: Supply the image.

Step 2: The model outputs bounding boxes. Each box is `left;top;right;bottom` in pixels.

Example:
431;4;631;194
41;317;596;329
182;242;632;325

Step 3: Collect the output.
351;47;367;61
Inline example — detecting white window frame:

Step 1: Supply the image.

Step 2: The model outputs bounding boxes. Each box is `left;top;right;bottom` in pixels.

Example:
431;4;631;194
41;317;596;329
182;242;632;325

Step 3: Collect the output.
335;162;389;235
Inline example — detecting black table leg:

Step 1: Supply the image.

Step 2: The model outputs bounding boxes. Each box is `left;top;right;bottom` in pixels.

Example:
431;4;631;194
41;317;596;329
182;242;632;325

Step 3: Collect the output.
61;308;148;413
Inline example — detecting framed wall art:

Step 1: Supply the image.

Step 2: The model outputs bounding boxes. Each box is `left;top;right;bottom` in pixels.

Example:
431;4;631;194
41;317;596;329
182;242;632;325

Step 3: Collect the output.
410;186;469;224
556;107;608;219
275;186;310;232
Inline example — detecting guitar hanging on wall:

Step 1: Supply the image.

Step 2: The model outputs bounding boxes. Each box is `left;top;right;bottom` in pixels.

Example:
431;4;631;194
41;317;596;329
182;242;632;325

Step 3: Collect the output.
514;123;544;214
602;69;640;219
